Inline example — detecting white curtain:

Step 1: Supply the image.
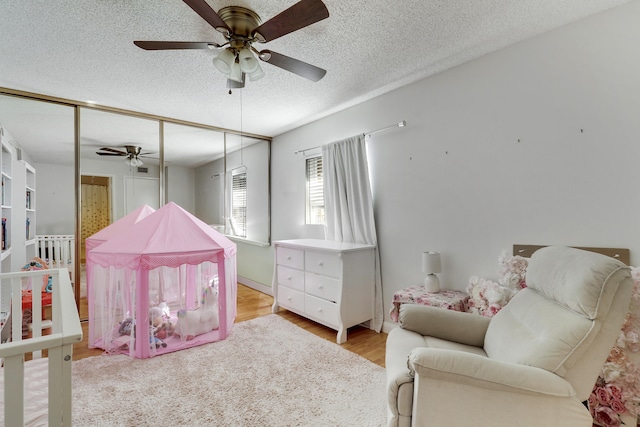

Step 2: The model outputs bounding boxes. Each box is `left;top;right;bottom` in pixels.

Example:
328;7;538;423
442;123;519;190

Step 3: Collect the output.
322;134;383;332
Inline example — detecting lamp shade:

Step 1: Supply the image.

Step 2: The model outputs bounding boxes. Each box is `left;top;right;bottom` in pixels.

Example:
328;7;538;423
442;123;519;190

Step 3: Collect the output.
248;63;265;81
228;61;244;83
212;48;236;75
125;157;143;167
238;48;259;73
422;251;441;274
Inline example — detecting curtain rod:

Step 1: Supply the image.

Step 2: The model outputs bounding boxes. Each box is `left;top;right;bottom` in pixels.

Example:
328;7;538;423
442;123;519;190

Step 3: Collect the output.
294;120;406;154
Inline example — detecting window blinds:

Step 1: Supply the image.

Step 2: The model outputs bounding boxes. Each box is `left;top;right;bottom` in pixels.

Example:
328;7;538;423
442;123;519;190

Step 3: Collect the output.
231;171;247;237
306;156;324;224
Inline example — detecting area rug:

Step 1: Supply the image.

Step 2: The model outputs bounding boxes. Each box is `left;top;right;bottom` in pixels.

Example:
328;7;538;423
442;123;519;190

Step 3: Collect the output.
72;314;387;426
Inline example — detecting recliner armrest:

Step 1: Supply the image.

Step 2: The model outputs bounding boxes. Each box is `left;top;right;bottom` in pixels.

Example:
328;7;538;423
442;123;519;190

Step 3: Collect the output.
399;304;491;347
409;347;576;397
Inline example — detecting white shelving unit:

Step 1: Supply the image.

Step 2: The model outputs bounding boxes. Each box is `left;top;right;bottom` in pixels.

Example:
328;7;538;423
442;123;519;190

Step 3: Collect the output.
0;129;12;329
10;159;35;272
0;124;39;333
25;162;36;260
1;137;12;271
0;125;38;273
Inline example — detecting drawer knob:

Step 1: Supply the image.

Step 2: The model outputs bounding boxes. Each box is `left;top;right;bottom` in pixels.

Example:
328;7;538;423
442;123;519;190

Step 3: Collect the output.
317;308;323;313
318;262;323;267
287;256;292;260
287;297;292;301
287;276;292;280
317;285;323;290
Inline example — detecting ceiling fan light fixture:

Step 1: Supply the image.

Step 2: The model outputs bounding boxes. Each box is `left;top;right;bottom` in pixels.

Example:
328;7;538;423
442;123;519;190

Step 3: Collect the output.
238;48;259;73
226;75;245;89
228;61;244;83
248;63;265;81
212;48;236;75
125;157;143;167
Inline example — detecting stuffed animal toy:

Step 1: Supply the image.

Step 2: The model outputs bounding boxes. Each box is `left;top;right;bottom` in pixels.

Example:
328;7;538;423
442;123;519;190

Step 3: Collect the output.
20;257;52;292
119;318;134;336
149;305;175;340
150;335;167;348
118;314;169;349
174;287;219;341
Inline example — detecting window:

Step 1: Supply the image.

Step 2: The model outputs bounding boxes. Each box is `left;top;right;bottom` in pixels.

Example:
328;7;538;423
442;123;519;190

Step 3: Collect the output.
231;169;247;237
306;155;324;224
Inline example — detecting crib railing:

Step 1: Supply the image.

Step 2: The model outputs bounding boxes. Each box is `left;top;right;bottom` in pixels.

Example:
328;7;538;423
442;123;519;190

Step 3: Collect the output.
0;268;82;427
35;235;75;284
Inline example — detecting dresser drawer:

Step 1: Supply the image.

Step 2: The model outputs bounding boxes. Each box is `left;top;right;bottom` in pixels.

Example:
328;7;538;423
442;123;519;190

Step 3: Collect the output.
305;272;341;303
277;265;304;292
277;285;305;312
305;251;340;278
305;294;339;328
277;247;304;270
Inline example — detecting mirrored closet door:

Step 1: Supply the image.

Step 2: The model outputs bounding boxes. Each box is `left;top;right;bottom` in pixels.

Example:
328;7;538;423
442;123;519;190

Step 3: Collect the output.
0;88;272;321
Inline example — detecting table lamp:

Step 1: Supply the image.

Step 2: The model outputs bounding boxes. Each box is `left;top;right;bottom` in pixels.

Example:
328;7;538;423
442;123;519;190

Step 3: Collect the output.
422;251;442;293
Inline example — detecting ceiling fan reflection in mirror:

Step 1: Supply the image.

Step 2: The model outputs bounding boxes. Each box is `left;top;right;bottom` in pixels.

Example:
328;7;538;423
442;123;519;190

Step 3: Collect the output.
96;145;154;167
133;0;329;88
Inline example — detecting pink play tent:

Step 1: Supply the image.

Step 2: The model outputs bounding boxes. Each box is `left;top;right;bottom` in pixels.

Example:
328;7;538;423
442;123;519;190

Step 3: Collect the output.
85;204;156;252
87;202;237;358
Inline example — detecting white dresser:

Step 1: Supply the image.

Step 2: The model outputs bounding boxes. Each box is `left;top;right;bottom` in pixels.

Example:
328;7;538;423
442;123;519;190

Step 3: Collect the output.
271;239;375;344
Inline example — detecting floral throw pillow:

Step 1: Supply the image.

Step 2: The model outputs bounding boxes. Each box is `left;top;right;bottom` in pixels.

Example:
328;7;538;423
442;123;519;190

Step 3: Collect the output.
588;266;640;427
466;252;528;317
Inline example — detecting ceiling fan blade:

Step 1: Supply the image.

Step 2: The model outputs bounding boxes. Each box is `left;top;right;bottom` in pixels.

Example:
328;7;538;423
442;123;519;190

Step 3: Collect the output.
97;147;127;155
252;0;329;43
182;0;231;34
97;152;126;156
259;50;326;82
133;41;218;50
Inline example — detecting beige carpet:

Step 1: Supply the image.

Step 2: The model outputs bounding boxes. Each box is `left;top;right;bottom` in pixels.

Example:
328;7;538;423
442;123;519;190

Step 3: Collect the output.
72;315;387;426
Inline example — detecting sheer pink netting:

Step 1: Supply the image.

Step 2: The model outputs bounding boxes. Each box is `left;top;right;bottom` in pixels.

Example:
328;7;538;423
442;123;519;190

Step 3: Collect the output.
87;202;237;358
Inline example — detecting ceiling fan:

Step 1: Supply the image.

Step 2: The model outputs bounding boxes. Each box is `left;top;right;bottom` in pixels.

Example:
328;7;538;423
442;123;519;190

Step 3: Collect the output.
133;0;329;88
96;145;153;167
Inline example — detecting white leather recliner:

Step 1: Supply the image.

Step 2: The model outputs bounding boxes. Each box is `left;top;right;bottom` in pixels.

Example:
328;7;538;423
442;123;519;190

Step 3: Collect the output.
386;246;633;427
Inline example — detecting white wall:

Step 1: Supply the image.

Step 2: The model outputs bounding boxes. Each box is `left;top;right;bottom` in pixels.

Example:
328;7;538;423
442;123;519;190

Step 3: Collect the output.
265;1;640;322
166;165;195;214
34;162;74;235
195;157;225;225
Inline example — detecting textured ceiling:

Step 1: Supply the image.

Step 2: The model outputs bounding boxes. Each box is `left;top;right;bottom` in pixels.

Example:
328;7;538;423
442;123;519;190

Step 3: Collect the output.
0;0;632;163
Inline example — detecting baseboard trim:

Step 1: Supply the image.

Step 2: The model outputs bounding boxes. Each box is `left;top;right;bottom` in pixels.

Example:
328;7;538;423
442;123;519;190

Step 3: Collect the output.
238;276;273;296
382;320;398;334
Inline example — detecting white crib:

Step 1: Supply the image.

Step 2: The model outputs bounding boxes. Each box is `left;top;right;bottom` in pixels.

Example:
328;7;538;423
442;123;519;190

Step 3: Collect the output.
34;235;75;284
0;268;82;427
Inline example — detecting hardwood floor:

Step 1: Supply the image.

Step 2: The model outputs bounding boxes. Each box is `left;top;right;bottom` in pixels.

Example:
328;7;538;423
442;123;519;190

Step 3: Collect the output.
73;284;388;368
